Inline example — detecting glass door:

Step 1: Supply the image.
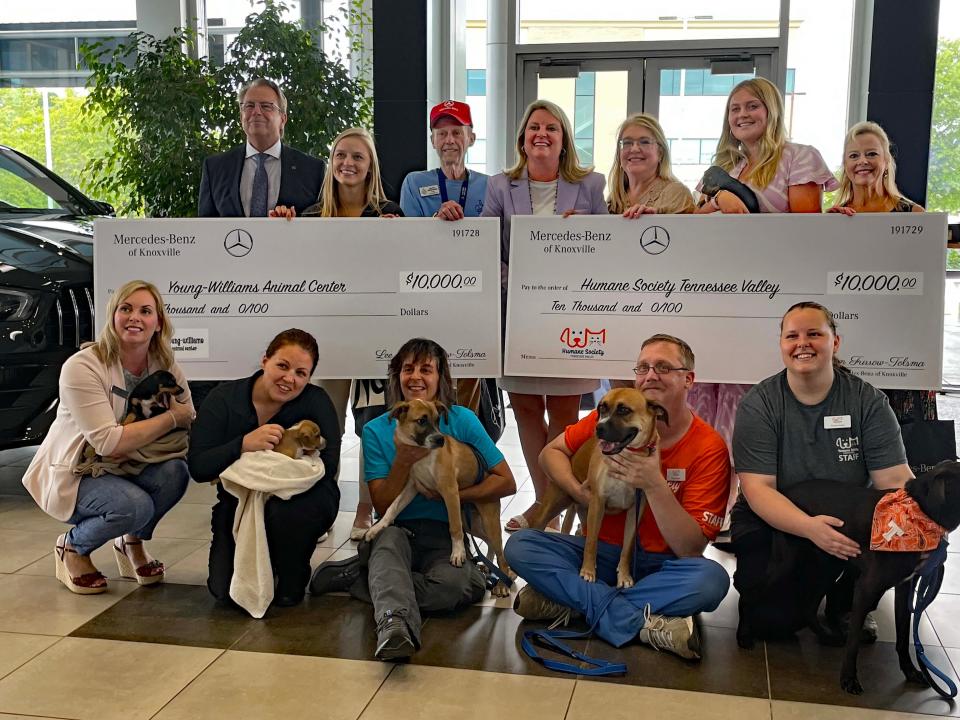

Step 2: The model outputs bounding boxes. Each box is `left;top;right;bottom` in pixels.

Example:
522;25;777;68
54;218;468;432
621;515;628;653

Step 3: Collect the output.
516;51;774;193
645;55;772;192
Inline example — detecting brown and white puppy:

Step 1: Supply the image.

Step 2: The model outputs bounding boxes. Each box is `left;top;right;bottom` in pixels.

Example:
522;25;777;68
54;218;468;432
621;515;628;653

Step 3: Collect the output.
364;399;515;597
529;388;666;588
273;419;326;459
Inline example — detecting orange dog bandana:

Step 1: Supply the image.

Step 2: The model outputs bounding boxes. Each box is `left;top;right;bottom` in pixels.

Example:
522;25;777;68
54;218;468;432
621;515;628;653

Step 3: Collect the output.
870;489;946;552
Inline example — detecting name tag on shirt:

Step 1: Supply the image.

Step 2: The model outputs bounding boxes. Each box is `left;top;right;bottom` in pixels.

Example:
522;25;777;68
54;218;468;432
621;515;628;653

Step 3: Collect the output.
824;415;852;429
419;185;440;197
666;469;686;483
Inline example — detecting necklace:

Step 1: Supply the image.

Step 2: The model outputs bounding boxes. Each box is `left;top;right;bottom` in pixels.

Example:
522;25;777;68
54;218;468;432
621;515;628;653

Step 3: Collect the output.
528;178;559;215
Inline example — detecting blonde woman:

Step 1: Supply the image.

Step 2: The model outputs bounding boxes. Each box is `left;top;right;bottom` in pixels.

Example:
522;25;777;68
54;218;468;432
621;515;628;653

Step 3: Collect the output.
482;99;606;532
22;280;194;594
829;121;923;215
608;113;694;217
696;77;837;214
271;127;402;539
689;77;839;461
272;127;402;218
829;121;933;424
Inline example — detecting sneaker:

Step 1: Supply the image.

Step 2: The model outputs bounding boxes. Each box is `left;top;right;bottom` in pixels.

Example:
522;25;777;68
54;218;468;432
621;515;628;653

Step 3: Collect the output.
375;610;417;661
513;585;581;629
637;608;701;661
309;555;361;596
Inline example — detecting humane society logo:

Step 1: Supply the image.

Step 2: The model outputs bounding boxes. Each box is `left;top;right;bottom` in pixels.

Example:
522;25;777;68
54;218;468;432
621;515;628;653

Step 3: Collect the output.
835;435;861;462
560;328;606;357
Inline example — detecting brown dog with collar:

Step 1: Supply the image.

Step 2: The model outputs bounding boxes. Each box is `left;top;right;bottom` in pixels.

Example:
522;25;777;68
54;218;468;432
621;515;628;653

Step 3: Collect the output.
364;399;514;597
529;388;666;588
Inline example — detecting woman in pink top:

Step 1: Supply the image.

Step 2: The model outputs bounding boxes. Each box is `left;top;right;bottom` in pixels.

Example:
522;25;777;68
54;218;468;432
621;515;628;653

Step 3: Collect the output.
695;77;837;214
690;77;839;503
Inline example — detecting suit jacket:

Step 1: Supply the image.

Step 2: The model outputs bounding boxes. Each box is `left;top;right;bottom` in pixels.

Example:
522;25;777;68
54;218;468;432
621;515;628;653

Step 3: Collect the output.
481;169;607;288
21;346;194;521
197;144;326;217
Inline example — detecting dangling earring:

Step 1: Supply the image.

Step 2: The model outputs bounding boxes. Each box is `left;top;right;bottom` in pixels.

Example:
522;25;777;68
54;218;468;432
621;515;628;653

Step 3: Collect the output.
560;148;566;157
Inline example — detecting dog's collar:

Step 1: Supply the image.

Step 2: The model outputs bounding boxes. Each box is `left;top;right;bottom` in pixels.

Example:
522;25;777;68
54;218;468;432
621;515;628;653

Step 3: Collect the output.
625;439;657;455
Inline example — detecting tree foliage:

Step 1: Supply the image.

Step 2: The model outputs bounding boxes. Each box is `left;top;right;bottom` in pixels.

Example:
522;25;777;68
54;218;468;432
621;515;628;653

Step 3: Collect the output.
81;0;372;217
929;37;960;215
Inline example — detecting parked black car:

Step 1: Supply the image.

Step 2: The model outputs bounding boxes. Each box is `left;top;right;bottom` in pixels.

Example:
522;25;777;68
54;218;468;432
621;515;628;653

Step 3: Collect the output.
0;145;111;449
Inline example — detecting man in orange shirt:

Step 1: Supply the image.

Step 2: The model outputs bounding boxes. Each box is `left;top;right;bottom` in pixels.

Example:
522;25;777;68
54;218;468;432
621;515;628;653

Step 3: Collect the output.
504;334;731;660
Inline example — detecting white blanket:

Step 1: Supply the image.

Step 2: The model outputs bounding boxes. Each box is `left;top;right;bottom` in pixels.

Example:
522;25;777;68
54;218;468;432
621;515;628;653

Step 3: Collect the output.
220;450;325;618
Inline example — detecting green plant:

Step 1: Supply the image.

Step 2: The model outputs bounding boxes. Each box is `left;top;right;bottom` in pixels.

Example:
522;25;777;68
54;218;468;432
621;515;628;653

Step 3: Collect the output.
81;0;372;217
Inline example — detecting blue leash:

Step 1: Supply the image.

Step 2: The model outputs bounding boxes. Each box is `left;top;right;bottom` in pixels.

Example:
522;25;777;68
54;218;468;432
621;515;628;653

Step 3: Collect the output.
519;490;646;677
911;541;957;699
520;589;627;676
462;442;513;592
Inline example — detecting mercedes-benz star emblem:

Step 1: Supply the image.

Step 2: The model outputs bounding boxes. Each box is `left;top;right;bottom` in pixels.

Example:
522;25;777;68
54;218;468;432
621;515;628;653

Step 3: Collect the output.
224;229;253;258
639;225;670;255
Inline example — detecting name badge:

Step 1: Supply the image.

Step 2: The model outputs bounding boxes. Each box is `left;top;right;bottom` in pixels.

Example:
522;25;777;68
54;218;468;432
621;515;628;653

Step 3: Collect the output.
419;185;440;197
666;468;685;483
824;415;852;429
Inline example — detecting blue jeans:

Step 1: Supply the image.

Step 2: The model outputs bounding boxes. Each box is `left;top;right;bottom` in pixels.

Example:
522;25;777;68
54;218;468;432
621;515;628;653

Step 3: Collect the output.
67;459;190;556
504;529;730;647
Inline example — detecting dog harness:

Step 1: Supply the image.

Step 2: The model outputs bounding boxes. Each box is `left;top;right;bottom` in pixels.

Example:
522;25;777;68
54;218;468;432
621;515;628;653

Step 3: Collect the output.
869;489;946;552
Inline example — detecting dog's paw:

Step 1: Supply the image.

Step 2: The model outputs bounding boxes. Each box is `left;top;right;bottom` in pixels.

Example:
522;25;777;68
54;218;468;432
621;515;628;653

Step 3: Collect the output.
616;571;634;589
364;523;385;542
736;621;755;650
840;676;864;695
579;568;597;583
449;547;466;567
903;665;929;686
491;581;510;598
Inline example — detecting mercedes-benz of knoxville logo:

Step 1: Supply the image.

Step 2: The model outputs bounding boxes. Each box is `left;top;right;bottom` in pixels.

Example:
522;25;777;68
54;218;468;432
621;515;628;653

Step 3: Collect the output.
639;225;670;255
224;229;253;257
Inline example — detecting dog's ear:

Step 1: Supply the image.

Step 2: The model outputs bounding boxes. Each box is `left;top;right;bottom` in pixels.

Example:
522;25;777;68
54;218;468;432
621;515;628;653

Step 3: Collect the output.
647;401;669;427
389;402;409;421
435;401;450;424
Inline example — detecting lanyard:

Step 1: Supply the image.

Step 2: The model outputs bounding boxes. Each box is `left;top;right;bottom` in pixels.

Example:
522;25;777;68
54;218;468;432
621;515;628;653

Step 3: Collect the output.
437;168;469;207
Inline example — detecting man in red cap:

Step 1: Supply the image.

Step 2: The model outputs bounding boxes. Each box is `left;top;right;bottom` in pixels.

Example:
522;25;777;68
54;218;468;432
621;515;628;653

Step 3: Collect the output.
400;100;488;221
400;100;490;411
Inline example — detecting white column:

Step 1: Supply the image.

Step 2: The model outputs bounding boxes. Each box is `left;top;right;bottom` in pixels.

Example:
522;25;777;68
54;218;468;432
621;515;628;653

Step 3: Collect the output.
135;0;186;40
486;0;510;175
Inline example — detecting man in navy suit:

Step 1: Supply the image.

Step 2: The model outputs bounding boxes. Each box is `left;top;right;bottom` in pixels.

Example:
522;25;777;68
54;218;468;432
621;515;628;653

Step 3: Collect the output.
198;78;325;217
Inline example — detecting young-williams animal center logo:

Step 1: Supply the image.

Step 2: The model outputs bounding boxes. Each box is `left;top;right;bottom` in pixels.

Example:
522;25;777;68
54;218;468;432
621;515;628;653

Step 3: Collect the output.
560;328;606;357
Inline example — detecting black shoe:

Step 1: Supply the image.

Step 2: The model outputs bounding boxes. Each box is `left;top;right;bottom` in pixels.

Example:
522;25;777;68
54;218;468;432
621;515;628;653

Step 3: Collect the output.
310;555;361;596
375;610;417;661
273;592;304;607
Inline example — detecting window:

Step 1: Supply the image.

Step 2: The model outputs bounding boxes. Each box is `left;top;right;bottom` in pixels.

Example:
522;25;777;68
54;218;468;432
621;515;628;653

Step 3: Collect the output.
466;69;486;96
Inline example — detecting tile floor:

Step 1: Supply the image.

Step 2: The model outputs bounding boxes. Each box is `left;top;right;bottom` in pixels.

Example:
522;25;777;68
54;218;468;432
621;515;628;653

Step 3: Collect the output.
1;396;959;719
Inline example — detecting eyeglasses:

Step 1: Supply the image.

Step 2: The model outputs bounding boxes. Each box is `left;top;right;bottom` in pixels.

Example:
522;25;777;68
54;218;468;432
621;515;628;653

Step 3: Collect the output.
240;101;282;115
618;138;657;150
633;362;689;376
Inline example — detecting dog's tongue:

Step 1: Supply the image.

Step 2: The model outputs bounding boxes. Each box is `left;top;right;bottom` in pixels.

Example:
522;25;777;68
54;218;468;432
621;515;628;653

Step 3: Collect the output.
599;440;618;454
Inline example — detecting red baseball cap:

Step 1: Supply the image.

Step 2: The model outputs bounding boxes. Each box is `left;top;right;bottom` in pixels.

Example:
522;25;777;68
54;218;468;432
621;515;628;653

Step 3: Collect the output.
430;100;473;128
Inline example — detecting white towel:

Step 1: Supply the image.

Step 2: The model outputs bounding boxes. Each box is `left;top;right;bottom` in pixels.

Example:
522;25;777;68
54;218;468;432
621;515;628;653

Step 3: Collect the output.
220;450;325;618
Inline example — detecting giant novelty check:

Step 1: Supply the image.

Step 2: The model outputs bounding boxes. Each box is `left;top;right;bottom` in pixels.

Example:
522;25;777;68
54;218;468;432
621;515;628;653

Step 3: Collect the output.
504;213;946;389
94;218;501;379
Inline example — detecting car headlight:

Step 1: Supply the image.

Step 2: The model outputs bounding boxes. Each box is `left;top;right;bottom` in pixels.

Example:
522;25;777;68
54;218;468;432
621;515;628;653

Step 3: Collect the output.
0;288;39;321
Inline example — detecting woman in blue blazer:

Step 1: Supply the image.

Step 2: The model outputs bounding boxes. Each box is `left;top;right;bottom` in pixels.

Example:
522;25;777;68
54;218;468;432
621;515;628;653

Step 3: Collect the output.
482;99;607;532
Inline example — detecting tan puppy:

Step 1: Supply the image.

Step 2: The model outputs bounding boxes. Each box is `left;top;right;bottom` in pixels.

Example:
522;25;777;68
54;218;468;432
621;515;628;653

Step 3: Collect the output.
529;388;665;588
273;420;326;459
364;399;514;597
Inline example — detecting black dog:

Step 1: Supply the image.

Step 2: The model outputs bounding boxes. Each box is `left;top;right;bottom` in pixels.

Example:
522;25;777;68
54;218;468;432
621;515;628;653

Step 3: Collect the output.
123;370;184;424
754;461;960;695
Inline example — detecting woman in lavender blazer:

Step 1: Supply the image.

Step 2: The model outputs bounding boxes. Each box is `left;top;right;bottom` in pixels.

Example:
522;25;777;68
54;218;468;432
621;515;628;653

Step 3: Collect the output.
482;99;607;532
